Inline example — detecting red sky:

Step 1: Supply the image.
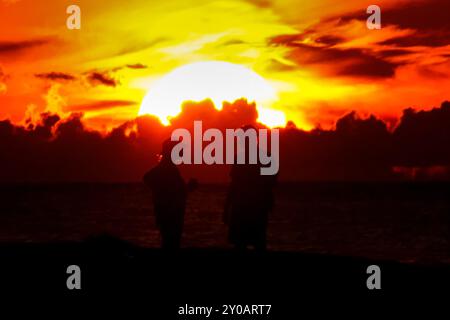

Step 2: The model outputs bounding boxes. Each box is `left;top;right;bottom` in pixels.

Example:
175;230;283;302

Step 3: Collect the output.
1;0;449;131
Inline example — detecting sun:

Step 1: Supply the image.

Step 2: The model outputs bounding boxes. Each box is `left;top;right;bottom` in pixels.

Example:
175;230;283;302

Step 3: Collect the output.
138;61;285;127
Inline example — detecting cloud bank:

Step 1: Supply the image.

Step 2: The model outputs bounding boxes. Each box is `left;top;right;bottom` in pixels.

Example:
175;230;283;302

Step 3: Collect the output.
1;99;449;183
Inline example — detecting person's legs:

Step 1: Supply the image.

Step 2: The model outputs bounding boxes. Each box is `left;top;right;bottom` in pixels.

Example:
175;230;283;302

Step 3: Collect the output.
252;214;268;252
233;242;248;251
254;239;267;252
160;225;181;250
159;210;184;250
229;222;248;251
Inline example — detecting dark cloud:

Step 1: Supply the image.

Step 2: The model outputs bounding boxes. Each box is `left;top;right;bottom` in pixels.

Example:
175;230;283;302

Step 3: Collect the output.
329;0;450;31
314;35;346;47
1;100;449;182
169;98;259;132
0;38;51;56
270;34;304;47
111;63;148;72
393;101;450;167
87;72;119;87
35;72;76;81
25;112;61;140
35;64;146;86
326;0;450;48
279;111;393;181
270;38;400;78
378;31;450;48
377;49;413;58
378;0;450;31
270;29;346;49
126;63;148;69
300;102;353;129
67;100;137;112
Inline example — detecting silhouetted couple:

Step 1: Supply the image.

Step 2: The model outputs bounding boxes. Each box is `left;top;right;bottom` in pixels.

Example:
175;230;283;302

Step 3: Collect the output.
143;137;277;251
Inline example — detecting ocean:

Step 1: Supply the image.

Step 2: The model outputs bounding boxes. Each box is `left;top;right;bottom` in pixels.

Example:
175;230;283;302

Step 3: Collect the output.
0;182;449;264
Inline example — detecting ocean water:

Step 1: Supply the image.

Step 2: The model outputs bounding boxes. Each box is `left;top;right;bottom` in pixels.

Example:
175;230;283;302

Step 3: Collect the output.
0;182;449;264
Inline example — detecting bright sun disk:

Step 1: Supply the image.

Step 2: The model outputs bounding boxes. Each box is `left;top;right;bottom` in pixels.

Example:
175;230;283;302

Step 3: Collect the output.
139;61;285;127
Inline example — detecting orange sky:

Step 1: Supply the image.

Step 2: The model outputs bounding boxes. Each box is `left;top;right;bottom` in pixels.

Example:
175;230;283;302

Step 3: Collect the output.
1;0;449;131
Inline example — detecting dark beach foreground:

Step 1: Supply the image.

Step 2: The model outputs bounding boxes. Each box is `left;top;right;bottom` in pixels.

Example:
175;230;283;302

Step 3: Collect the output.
1;236;450;309
0;182;449;314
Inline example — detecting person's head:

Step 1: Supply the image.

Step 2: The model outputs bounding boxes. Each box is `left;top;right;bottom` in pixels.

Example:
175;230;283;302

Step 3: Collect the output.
159;139;178;163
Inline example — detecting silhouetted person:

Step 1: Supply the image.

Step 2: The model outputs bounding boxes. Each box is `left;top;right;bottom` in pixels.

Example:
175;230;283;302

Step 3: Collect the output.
143;139;196;250
224;127;277;251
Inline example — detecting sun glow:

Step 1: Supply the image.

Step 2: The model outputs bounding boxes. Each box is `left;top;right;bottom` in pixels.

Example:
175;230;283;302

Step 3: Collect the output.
138;61;284;127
